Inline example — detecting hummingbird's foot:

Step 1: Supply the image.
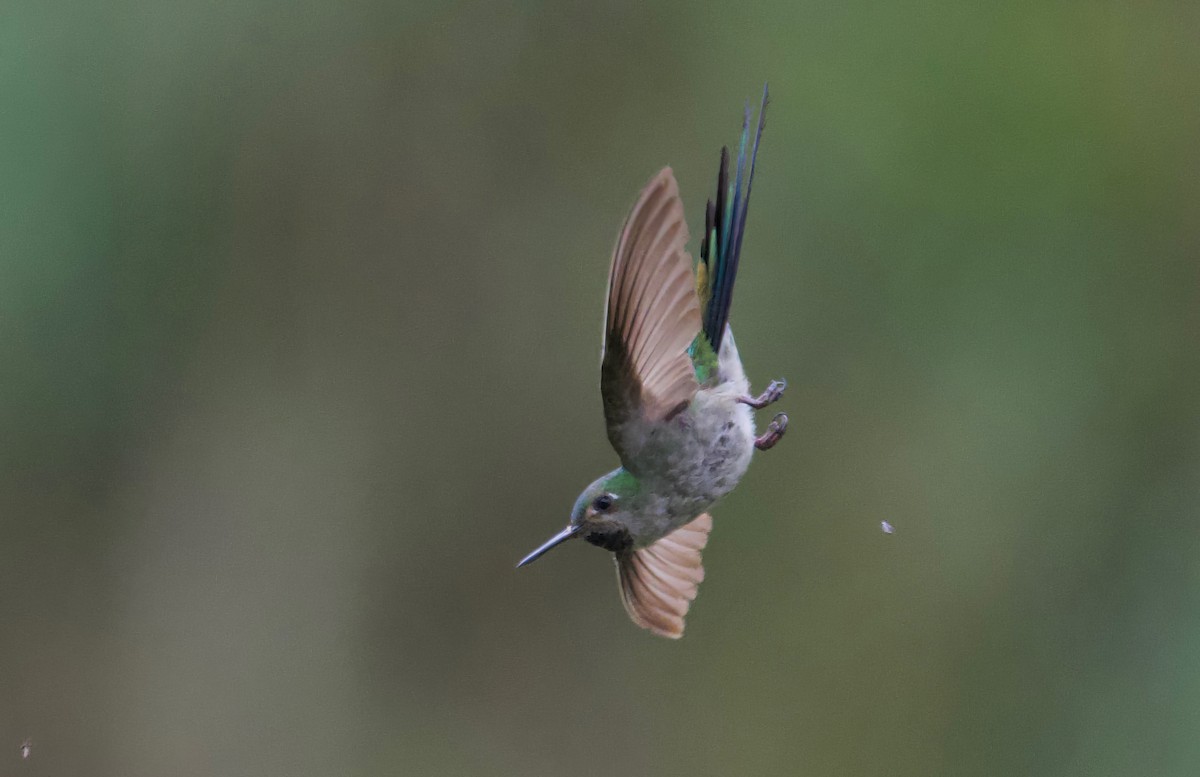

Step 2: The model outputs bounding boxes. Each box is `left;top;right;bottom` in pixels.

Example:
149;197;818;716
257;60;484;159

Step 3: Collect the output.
754;413;788;451
740;378;787;409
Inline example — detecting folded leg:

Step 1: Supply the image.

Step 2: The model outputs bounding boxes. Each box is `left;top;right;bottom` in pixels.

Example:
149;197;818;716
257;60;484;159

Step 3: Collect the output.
755;413;788;451
740;378;786;409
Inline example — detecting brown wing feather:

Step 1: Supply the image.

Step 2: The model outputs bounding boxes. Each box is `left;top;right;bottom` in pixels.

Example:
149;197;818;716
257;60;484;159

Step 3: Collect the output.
601;168;703;469
616;513;712;639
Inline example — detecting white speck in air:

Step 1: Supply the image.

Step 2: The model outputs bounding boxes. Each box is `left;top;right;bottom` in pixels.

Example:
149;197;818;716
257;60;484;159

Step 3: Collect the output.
881;521;894;534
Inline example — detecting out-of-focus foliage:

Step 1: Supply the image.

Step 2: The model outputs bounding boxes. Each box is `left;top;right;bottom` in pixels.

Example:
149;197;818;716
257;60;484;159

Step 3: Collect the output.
2;2;1197;775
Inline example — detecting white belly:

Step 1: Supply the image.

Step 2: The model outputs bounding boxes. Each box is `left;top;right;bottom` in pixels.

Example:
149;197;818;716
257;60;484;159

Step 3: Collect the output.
626;327;757;544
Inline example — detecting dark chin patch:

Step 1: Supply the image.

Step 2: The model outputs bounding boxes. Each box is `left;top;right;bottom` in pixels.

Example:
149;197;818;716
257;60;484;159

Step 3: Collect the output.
584;526;633;553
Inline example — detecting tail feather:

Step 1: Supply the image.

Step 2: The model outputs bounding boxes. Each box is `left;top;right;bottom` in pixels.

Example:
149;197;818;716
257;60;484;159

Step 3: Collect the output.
699;84;769;352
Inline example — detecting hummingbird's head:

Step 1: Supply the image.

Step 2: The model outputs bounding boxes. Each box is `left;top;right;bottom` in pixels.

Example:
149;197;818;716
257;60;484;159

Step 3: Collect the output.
569;471;639;553
516;468;639;567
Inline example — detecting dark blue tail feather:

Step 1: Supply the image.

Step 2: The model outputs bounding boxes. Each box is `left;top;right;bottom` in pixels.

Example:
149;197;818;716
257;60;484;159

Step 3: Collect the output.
701;84;769;352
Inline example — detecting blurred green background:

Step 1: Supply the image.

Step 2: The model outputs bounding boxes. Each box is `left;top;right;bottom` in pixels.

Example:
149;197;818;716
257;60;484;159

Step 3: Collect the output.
3;2;1198;775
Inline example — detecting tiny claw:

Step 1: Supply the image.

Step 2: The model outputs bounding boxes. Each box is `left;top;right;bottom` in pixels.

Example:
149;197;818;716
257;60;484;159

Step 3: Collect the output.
740;378;788;410
755;412;788;450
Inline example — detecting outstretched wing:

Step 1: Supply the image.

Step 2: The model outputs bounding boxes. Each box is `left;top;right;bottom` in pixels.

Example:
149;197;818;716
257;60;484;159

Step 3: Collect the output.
601;168;702;471
616;513;712;639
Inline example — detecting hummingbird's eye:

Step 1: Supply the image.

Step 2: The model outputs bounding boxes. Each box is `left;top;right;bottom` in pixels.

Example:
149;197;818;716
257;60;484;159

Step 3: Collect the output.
592;493;615;512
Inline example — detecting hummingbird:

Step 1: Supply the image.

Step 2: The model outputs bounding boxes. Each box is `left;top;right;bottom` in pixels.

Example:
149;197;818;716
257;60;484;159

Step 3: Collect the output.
518;85;787;639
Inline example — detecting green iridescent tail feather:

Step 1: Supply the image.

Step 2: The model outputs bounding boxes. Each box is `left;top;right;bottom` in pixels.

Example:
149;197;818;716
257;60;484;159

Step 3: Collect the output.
696;84;768;357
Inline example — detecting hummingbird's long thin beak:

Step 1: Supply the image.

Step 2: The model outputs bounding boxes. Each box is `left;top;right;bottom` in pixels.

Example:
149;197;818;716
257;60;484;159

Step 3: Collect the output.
517;525;579;568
